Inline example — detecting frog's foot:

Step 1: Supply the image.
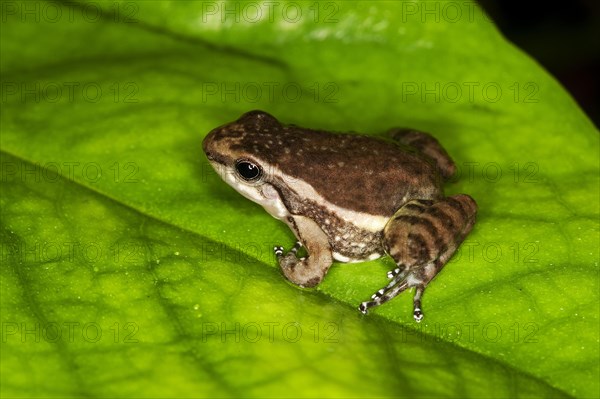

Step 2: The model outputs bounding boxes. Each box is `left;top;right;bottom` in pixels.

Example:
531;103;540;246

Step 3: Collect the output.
274;215;334;288
374;266;407;298
274;241;305;273
275;241;329;288
359;275;425;322
364;264;408;303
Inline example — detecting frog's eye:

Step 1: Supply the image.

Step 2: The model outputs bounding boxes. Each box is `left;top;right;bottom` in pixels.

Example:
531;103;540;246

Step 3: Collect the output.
235;160;262;182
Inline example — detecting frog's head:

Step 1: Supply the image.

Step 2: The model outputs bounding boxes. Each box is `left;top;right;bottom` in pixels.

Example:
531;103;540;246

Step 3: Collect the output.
203;110;279;162
202;110;290;219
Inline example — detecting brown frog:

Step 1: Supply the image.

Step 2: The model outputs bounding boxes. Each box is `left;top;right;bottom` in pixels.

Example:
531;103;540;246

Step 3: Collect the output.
203;111;477;322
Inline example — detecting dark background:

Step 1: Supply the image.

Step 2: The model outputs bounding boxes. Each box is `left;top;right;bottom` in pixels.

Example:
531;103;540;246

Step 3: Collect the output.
478;0;599;126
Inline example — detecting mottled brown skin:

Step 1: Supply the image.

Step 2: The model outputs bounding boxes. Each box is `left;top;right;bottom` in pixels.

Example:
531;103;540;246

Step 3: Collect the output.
203;111;477;322
204;111;442;216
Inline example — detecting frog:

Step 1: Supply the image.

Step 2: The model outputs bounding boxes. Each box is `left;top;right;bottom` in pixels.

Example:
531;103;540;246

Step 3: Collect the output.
202;110;477;322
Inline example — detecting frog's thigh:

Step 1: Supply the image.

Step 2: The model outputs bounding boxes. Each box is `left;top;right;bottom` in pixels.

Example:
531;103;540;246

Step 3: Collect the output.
278;215;333;288
388;128;456;179
383;194;477;283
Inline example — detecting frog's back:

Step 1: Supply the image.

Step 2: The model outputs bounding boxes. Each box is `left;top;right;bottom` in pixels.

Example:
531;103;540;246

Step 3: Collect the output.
236;125;444;217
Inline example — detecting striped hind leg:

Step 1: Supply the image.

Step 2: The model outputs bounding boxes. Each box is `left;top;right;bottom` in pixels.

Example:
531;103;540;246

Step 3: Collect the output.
359;195;477;322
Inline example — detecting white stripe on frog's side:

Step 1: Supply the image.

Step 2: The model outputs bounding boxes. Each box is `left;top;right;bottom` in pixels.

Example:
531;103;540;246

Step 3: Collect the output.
272;167;390;233
212;160;389;264
211;160;390;233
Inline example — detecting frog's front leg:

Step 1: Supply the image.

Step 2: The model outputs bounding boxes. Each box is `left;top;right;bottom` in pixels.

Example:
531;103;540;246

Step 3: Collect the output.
274;215;333;288
359;194;477;321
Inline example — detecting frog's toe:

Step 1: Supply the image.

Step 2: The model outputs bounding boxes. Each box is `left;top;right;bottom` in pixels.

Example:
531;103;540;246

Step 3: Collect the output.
360;277;412;316
411;285;425;322
274;246;284;257
290;241;302;254
413;307;424;323
275;242;304;258
387;267;402;279
371;289;385;299
358;302;370;314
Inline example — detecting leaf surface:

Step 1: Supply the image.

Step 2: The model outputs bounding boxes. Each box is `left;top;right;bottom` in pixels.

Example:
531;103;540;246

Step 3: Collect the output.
1;1;598;397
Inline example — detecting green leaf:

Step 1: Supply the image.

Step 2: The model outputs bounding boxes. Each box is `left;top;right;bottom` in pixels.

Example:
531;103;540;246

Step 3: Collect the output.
1;1;598;397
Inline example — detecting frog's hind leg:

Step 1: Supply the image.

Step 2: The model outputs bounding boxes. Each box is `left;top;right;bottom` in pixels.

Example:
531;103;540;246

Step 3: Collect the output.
359;195;477;321
388;128;456;179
